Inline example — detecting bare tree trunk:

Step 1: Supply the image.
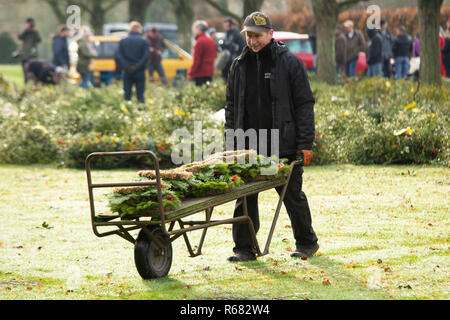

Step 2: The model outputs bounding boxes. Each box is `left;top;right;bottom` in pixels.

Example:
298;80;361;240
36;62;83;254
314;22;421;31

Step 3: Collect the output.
203;0;265;23
128;0;153;24
169;0;194;52
90;1;106;35
41;0;70;24
312;0;339;84
242;0;265;18
418;0;443;85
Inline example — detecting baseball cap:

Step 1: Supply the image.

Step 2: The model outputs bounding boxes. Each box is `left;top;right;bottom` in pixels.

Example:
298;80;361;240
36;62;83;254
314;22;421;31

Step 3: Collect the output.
241;12;273;33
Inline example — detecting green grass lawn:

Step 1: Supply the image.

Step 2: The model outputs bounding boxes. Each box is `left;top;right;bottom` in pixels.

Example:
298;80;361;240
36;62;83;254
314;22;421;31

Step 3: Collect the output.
0;164;448;300
0;64;23;87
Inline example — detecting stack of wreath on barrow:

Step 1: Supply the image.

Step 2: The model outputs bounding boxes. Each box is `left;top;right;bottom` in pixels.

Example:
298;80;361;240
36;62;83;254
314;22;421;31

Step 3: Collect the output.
106;150;292;217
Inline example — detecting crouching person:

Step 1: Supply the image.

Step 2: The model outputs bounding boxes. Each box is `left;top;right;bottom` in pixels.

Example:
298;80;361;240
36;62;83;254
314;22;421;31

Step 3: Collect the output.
25;59;66;85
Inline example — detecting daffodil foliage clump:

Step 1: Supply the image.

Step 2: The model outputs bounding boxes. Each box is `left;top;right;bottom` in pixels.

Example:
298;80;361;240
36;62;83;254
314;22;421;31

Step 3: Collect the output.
0;73;448;166
106;150;292;217
310;77;449;165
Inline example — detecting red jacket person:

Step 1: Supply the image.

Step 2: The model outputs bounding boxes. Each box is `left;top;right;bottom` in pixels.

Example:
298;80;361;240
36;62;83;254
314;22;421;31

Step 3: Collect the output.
188;20;217;86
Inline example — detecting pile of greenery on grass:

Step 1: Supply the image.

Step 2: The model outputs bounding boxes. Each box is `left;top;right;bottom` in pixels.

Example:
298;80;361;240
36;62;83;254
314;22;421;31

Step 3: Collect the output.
0;74;448;167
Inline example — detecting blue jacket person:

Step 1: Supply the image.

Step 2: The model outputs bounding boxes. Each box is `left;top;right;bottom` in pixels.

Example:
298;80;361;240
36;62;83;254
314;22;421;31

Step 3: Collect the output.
115;21;150;103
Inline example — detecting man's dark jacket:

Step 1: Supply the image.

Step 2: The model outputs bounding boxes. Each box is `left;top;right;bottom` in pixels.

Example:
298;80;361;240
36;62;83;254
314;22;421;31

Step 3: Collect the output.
225;40;315;157
115;31;150;74
366;29;383;65
52;35;69;67
392;34;412;58
224;27;246;59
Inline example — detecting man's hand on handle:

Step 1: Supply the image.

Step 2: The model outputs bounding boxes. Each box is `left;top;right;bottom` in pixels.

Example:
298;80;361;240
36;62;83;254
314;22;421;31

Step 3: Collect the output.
296;149;313;166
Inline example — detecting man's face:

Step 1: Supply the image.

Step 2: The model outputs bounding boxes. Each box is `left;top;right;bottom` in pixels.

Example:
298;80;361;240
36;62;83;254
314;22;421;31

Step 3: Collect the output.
381;22;387;31
223;22;231;31
60;29;70;38
245;30;273;53
344;25;353;33
193;26;202;37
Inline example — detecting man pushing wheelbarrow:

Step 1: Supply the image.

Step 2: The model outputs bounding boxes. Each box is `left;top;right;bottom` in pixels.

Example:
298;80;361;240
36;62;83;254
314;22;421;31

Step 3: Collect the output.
85;11;319;279
224;11;319;262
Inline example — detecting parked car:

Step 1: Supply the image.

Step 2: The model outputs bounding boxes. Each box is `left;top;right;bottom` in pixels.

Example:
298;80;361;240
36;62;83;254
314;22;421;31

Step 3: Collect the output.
103;22;178;44
71;35;192;86
273;31;315;69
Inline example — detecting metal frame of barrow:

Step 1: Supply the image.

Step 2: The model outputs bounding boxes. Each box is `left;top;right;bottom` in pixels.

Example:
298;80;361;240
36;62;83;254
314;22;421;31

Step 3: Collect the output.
86;150;301;279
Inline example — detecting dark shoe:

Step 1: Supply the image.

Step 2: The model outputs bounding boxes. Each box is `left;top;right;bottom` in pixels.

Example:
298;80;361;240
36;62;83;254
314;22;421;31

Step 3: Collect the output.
227;251;256;262
290;242;319;258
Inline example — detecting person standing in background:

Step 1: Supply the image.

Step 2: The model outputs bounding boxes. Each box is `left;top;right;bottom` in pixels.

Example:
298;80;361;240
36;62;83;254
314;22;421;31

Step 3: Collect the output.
343;20;365;78
115;21;150;103
52;25;70;69
412;34;420;58
221;18;246;80
380;19;394;78
366;28;383;77
442;18;450;78
392;26;412;80
188;20;217;87
17;18;41;84
309;26;317;73
335;26;347;76
76;26;96;90
146;27;168;86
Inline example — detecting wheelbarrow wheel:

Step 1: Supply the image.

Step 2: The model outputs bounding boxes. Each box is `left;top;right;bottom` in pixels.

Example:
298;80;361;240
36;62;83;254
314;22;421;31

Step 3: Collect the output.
134;226;172;279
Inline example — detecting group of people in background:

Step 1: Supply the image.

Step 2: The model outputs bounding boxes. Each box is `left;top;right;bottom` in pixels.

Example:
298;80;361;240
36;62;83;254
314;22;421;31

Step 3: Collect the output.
16;18;69;85
335;18;450;80
16;14;450;98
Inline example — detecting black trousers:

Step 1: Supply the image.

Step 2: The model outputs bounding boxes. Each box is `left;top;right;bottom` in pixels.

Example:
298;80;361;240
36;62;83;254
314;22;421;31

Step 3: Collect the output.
382;58;392;78
194;77;212;87
123;70;145;103
22;60;29;84
232;160;318;254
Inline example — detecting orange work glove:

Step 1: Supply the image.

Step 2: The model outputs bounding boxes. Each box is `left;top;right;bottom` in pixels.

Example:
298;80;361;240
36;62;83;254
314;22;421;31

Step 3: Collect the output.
297;149;313;166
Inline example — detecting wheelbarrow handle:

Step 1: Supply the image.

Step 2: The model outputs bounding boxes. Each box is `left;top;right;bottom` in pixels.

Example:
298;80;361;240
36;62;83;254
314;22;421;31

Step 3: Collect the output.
85;150;167;235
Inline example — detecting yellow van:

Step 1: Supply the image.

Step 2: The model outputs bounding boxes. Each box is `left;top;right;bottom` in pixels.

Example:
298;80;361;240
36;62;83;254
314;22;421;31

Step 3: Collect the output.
79;36;192;86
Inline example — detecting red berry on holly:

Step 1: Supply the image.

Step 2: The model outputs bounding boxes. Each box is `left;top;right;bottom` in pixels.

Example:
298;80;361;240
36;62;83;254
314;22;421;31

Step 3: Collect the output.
232;175;237;181
167;195;173;201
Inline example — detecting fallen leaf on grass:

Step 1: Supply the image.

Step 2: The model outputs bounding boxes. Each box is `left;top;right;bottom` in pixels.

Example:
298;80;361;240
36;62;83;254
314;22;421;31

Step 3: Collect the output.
41;222;53;229
322;279;331;285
